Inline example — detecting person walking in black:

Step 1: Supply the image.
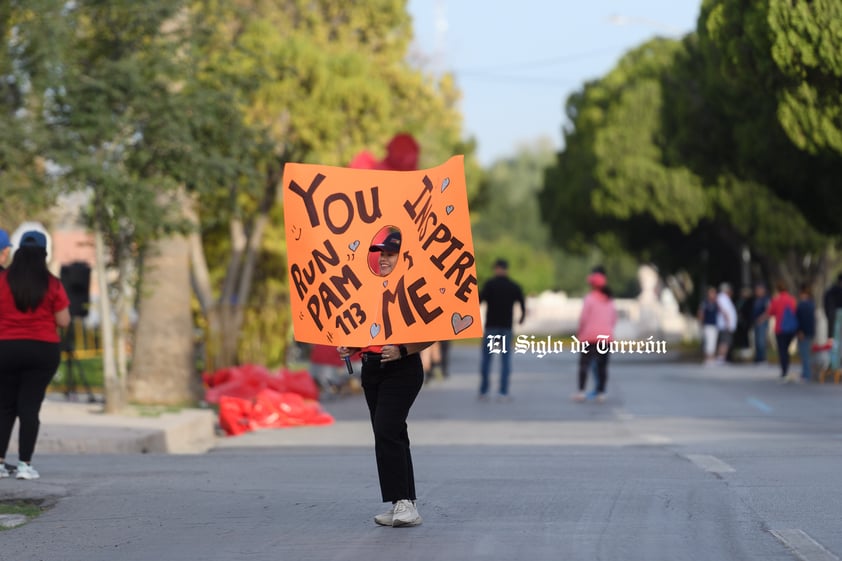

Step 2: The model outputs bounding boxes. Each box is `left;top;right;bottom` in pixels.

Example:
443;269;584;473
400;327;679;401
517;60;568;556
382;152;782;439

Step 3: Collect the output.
338;231;432;527
478;258;526;401
823;274;842;341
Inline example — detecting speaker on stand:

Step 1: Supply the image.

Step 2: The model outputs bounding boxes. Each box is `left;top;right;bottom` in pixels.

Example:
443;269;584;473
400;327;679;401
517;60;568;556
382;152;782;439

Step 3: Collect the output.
59;262;97;403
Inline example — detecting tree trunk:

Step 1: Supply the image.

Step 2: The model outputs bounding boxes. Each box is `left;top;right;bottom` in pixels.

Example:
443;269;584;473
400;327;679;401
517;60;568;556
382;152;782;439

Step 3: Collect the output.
128;234;200;405
97;229;125;413
190;165;283;371
195;209;273;370
115;242;134;382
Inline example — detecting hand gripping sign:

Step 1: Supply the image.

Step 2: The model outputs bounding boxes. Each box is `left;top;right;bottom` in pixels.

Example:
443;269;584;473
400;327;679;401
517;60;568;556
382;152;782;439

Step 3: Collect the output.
283;155;482;347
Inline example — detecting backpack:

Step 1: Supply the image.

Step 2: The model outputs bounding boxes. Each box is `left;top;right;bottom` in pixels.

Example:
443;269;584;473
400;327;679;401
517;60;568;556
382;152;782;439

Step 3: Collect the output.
780;305;799;334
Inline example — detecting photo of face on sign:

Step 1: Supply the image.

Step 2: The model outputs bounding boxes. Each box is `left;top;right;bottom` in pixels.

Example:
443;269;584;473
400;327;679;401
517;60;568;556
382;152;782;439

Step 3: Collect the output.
283;156;483;347
368;228;401;277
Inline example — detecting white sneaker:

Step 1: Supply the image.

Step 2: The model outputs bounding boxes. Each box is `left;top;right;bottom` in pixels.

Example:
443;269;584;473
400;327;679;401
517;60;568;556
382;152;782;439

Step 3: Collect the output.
0;463;10;478
374;503;396;526
15;462;39;480
391;499;422;527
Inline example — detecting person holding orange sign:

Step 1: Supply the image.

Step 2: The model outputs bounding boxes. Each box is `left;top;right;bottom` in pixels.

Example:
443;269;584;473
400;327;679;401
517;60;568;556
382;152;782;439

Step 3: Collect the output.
338;231;433;528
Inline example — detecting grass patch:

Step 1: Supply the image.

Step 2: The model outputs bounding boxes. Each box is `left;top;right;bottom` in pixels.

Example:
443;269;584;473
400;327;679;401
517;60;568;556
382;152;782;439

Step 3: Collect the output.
51;355;104;392
0;502;42;518
0;501;46;529
132;404;186;417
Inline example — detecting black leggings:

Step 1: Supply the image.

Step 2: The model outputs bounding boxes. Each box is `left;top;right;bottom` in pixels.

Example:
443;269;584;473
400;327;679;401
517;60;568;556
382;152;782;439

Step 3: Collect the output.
775;332;796;377
361;352;424;503
0;340;61;463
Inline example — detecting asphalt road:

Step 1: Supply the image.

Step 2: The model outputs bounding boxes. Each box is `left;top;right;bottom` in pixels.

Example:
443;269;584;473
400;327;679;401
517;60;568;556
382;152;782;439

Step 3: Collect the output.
1;343;841;561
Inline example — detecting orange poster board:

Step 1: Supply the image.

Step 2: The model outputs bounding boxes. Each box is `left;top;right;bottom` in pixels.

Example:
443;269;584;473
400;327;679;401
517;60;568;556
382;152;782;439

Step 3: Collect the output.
283;155;482;346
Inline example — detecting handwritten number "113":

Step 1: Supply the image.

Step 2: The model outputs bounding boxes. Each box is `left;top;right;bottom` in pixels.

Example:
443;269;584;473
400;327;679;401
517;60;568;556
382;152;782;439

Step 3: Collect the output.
335;303;367;335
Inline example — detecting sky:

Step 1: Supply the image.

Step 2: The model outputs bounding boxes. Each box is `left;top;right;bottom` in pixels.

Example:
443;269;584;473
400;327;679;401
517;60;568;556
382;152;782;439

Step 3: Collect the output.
406;1;702;165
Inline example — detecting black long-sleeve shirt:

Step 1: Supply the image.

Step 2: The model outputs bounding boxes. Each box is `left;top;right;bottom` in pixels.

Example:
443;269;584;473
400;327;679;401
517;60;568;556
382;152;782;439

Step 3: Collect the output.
824;284;842;336
479;276;525;329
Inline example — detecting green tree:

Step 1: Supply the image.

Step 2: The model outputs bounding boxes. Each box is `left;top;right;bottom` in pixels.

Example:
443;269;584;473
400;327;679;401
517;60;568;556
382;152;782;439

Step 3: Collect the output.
38;1;218;410
188;0;472;369
5;1;474;407
0;1;63;224
541;40;714;277
768;0;842;156
541;30;841;303
696;0;842;232
471;140;556;294
692;0;842;287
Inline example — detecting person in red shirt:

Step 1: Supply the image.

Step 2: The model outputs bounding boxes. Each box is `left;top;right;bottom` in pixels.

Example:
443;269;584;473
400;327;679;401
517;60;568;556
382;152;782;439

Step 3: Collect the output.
0;231;71;480
758;279;798;382
338;231;433;528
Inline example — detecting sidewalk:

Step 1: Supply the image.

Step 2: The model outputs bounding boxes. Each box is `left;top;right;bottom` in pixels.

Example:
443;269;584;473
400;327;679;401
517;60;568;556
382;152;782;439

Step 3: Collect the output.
6;394;217;457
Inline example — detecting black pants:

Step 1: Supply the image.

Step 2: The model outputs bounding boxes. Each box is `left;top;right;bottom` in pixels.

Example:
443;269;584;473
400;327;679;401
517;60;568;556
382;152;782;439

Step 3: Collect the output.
0;340;61;462
578;345;609;394
361;352;424;503
775;332;796;377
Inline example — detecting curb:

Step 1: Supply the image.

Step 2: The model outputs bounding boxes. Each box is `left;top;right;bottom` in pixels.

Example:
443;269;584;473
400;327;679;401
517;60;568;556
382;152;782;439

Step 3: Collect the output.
7;399;217;456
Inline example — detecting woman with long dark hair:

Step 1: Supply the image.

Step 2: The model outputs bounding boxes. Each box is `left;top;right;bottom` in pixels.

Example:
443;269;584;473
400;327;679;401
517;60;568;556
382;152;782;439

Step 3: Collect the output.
0;231;70;480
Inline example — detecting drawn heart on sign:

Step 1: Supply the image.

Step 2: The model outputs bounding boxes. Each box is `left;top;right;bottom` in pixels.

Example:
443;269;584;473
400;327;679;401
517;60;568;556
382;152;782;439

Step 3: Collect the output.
349;240;360;251
383;280;388;287
439;288;446;294
451;313;474;335
445;205;455;215
441;177;450;192
370;323;381;338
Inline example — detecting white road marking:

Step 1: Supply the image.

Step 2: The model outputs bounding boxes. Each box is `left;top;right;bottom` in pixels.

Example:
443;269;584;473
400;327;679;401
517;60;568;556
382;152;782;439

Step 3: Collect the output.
642;434;672;445
747;396;774;413
770;529;840;561
684;454;735;473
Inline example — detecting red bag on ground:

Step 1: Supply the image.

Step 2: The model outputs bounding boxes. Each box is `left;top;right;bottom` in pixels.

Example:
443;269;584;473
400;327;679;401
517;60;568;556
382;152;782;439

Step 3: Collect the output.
259;390;333;427
207;364;328;435
219;390;334;435
218;395;254;436
205;364;321;403
277;368;320;401
204;366;267;404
